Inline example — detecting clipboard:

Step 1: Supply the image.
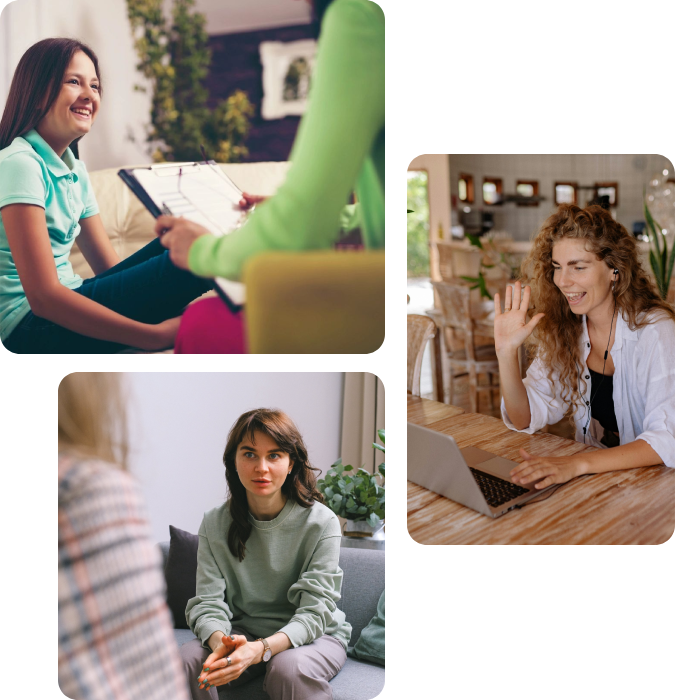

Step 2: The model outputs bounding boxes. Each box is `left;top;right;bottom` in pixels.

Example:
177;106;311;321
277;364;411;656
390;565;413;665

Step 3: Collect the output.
118;162;249;312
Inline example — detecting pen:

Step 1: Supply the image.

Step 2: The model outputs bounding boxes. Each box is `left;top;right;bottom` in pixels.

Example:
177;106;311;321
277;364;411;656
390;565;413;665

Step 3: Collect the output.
158;202;173;236
160;168;183;238
200;143;251;215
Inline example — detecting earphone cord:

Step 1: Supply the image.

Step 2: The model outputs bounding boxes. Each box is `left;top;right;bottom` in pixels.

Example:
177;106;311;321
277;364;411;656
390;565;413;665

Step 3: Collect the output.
514;270;618;508
577;270;617;445
514;474;594;508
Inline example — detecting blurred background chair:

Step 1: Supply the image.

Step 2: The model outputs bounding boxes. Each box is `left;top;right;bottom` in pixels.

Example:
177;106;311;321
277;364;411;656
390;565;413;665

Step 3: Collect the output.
244;250;385;353
432;281;499;412
407;314;436;396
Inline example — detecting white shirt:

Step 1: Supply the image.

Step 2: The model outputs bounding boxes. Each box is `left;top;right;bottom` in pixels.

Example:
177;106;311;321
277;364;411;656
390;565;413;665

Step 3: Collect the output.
501;311;675;468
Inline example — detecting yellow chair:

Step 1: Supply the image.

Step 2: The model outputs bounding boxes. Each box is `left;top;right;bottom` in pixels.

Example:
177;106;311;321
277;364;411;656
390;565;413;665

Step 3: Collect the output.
243;250;385;353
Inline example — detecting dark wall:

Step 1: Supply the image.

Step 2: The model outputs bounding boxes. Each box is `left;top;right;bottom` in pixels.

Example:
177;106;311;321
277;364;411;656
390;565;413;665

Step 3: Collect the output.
205;24;363;249
207;23;319;163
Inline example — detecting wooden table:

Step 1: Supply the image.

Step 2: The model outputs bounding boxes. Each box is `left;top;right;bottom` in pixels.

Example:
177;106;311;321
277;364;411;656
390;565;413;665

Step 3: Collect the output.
407;395;464;425
408;403;675;545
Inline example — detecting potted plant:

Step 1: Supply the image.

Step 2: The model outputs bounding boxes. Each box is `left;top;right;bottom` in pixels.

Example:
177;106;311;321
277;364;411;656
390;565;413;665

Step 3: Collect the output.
460;233;516;300
644;200;675;301
318;430;385;537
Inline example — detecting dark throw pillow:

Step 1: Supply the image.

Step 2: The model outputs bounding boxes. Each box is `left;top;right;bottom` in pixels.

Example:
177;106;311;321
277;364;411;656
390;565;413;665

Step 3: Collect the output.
164;525;199;629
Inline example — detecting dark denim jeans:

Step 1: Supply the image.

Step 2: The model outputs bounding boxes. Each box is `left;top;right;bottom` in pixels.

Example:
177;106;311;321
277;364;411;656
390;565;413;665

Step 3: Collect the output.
3;239;212;354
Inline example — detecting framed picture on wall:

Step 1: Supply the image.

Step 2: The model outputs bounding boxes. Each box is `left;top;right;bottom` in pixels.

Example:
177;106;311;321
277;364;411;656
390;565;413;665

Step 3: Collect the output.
515;179;539;206
594;182;619;207
260;39;318;119
554;181;578;205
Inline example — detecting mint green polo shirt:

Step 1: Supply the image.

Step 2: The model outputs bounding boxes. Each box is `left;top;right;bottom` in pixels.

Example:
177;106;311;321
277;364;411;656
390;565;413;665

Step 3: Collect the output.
0;129;99;340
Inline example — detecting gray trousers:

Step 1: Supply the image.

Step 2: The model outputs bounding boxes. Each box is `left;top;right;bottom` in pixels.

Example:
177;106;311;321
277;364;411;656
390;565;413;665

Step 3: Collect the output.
180;627;346;700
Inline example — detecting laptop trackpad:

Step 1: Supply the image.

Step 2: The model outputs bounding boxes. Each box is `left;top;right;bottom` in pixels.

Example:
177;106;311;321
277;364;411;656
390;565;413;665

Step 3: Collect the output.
460;446;498;467
477;455;521;482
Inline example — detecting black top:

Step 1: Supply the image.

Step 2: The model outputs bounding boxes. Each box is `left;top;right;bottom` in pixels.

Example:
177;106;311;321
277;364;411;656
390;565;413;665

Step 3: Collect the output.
589;368;619;433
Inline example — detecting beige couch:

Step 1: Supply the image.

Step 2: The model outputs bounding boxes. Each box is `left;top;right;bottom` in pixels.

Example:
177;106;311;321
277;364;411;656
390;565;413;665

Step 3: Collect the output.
67;162;289;352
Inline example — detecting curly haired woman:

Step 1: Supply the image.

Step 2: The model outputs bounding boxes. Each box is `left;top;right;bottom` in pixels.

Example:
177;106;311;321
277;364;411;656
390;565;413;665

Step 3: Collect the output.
494;203;674;488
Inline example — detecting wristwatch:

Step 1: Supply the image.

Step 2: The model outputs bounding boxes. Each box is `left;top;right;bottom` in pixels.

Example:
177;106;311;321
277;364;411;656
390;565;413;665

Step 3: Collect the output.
256;637;272;662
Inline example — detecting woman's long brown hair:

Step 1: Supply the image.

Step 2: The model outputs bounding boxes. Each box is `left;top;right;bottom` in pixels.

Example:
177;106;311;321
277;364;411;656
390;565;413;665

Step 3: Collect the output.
0;38;102;156
223;409;323;561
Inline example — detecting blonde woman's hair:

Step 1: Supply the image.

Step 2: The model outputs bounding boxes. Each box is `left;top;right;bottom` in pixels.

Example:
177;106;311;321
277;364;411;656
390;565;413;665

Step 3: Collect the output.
58;373;128;469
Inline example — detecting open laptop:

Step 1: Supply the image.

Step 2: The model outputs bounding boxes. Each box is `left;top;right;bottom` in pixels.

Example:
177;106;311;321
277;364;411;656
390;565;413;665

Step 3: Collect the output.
408;422;555;518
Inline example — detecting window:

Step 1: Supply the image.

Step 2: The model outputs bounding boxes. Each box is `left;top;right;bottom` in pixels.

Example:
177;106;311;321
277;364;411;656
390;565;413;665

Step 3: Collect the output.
407;170;430;278
554;181;578;205
515;180;539;207
458;173;474;203
482;177;503;205
595;182;618;207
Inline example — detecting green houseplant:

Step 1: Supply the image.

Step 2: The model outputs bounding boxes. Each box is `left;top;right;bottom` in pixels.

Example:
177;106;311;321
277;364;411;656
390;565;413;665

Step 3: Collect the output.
318;429;385;534
460;233;517;300
644;200;675;301
126;0;254;162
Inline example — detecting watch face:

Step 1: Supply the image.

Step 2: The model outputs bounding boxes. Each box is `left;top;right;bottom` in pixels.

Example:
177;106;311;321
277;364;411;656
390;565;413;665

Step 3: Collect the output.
263;649;272;662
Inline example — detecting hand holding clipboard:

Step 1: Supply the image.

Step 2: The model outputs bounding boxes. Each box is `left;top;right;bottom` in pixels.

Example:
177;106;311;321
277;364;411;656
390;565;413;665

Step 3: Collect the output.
155;192;267;270
118;159;250;310
159;192;267;237
157;189;262;232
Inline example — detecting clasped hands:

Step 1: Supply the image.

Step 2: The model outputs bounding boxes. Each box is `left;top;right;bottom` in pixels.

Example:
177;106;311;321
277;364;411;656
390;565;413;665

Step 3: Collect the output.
510;448;587;490
197;633;264;691
156;192;266;270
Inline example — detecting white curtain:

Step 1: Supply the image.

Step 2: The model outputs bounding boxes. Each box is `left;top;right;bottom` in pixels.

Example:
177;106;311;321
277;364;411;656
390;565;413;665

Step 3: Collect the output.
340;372;385;474
340;373;385;474
0;0;43;108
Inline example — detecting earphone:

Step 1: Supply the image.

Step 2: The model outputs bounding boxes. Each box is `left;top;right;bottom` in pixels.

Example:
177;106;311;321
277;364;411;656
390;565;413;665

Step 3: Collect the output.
514;270;619;509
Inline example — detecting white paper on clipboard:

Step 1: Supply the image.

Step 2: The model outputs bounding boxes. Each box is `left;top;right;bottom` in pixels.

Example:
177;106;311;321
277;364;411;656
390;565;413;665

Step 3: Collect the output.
132;163;248;307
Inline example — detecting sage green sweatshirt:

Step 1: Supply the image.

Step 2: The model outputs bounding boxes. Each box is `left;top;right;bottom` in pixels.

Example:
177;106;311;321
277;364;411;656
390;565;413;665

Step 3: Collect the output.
186;499;351;649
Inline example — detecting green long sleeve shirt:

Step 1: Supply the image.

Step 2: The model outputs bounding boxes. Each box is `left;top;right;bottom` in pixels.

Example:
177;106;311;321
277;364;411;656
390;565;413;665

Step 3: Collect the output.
188;0;385;281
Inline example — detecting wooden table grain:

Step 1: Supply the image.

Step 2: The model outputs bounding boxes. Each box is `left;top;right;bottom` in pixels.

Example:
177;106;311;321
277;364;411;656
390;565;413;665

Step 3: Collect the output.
408;405;675;545
407;395;464;425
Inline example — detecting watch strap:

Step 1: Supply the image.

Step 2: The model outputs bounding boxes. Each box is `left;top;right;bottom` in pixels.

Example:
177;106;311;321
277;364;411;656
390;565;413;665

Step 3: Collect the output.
256;637;271;662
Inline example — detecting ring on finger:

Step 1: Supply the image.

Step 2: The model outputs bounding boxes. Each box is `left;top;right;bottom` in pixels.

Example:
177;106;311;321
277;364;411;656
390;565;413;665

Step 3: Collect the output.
226;656;232;667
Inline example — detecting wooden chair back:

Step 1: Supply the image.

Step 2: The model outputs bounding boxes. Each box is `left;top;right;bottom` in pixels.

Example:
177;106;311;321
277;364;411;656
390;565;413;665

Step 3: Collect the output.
432;281;502;411
407;314;436;396
432;281;472;329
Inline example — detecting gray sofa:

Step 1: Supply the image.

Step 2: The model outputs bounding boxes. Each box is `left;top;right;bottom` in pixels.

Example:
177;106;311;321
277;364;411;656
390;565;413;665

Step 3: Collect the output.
160;543;385;700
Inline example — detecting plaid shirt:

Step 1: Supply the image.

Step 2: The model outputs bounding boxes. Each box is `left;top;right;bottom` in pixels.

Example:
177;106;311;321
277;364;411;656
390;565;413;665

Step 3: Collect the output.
58;455;189;700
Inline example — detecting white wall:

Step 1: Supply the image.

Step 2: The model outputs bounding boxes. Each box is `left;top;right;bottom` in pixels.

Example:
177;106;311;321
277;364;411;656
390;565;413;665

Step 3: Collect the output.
125;372;344;543
448;154;674;241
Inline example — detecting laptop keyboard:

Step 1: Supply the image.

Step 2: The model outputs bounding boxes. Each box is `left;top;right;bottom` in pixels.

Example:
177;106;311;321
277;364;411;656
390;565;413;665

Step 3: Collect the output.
469;468;529;508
